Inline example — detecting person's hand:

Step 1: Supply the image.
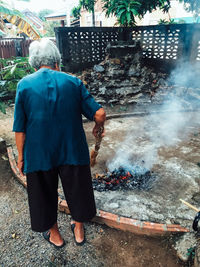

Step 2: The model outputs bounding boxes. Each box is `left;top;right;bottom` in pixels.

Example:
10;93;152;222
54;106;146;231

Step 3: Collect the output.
92;124;105;138
17;159;24;176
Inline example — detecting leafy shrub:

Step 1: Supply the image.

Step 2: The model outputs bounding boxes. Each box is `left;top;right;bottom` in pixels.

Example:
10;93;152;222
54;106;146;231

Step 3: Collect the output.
0;57;34;113
0;57;34;91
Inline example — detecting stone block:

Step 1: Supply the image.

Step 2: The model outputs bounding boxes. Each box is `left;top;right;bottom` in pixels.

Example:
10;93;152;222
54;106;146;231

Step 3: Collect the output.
98;87;106;95
110;58;121;65
109;69;125;77
116;87;141;96
93;65;105;73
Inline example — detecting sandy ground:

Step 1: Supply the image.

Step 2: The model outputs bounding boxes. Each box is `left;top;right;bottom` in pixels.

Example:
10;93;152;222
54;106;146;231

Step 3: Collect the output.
0;106;191;266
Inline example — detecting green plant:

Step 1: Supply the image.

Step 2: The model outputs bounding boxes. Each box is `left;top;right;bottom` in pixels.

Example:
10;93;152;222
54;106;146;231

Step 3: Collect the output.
103;0;171;26
158;18;177;24
0;57;34;113
0;57;34;90
103;0;141;26
72;5;81;19
103;0;200;26
43;21;60;37
79;0;97;26
0;100;6;114
187;246;196;260
158;19;168;24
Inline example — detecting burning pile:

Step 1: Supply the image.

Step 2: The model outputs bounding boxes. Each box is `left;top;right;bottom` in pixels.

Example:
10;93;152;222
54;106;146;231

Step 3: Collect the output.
92;166;155;192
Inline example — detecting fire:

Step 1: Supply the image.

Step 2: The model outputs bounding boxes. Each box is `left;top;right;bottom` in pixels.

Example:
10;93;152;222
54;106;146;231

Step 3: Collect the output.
92;167;154;192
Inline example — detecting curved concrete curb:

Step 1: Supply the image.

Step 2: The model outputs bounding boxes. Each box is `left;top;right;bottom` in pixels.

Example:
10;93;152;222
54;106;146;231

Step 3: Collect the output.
7;145;190;236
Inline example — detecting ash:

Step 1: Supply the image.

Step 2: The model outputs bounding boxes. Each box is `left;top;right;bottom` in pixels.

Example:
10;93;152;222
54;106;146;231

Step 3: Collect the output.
92;166;155;192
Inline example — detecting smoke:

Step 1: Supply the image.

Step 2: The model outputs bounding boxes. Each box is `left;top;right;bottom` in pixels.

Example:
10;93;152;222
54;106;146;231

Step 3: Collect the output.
107;62;200;173
169;60;200;88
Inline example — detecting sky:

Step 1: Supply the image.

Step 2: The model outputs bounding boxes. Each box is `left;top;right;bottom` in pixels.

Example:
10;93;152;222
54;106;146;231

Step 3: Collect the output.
8;0;79;13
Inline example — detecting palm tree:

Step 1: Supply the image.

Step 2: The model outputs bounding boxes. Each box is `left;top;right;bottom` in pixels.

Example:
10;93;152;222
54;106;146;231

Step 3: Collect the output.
0;0;41;39
80;0;97;26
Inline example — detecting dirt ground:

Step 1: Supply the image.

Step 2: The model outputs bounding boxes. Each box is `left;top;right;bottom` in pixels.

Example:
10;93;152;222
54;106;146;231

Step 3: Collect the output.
0;106;191;266
82;112;200;228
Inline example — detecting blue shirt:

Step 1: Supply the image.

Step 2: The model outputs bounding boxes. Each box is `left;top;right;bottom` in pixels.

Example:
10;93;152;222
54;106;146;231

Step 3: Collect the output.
13;68;101;173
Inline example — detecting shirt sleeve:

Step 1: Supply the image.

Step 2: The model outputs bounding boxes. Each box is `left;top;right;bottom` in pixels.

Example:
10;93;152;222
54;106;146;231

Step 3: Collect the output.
80;82;102;121
13;83;26;132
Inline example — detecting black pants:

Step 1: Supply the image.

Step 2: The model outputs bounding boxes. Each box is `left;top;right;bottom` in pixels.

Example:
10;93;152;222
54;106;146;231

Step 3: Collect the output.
26;165;96;232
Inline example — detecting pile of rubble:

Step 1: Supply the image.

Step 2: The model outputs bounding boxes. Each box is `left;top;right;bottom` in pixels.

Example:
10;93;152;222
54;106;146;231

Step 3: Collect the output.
79;41;200;110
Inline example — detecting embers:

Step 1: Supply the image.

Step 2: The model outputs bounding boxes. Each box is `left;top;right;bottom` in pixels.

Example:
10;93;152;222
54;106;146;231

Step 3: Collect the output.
92;166;154;192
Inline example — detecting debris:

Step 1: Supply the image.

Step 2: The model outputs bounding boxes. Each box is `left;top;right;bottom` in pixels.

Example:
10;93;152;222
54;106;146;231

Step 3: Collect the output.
173;232;197;262
80;42;200;110
1;155;8;161
12;233;16;239
93;65;105;73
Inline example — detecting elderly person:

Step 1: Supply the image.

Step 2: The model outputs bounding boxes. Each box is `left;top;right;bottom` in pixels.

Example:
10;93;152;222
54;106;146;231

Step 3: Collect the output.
13;39;106;248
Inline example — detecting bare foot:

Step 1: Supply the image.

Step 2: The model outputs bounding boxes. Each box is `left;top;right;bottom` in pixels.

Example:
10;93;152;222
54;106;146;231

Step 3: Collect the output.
71;221;84;243
49;223;64;246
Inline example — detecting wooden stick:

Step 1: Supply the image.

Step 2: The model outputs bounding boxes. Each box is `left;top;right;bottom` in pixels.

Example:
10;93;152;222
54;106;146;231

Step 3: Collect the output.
179;199;199;212
90;126;104;167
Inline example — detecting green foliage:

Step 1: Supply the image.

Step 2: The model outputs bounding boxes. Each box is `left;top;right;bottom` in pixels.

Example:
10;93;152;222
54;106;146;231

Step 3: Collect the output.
158;19;168;24
0;57;34;90
0;101;6;114
186;246;196;260
136;0;171;17
79;0;97;26
43;21;60;37
103;0;141;26
102;0;171;26
72;5;81;19
38;9;53;21
80;0;96;12
0;57;34;113
102;0;200;25
158;18;177;24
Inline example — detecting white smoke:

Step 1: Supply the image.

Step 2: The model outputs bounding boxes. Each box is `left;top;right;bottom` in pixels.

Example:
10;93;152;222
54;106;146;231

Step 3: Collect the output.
107;62;200;173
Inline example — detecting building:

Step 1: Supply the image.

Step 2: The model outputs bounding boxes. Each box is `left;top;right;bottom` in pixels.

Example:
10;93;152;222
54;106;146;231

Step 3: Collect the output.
80;0;117;27
45;10;68;27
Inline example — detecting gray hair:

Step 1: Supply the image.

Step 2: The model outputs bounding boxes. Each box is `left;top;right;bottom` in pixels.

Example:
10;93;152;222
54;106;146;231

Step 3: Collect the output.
29;38;61;69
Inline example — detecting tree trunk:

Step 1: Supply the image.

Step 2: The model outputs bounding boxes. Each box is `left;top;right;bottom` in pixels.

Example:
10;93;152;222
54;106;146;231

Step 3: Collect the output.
92;8;95;26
